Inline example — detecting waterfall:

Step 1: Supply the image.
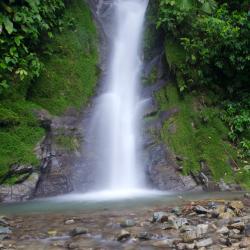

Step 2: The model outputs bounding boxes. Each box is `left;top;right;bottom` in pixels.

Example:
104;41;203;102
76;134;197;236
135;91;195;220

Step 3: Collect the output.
86;0;149;195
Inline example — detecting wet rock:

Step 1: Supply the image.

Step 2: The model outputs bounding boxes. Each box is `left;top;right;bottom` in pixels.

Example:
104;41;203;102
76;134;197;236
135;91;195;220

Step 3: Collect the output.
70;227;88;237
120;219;136;228
229;201;244;211
217;226;229;234
228;222;245;231
219;237;232;246
0;234;10;241
68;242;80;249
0;226;11;234
171;217;189;229
171;207;182;216
208;201;217;209
245;224;250;236
244;193;250;199
194;205;209;214
0;173;39;202
117;229;130;242
177;243;195;249
0;217;9;227
137;232;153;241
152;239;176;248
65;219;75;225
182;229;198;243
10;164;33;175
196;238;213;248
219;209;235;220
152;212;169;223
196;224;208;235
240;237;250;248
181;224;208;243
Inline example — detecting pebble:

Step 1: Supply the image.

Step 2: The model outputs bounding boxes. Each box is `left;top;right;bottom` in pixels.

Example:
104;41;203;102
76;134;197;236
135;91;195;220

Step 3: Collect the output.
120;219;136;228
117;229;130;242
194;205;209;214
65;219;75;225
70;227;88;237
152;212;169;223
217;226;229;234
196;238;213;247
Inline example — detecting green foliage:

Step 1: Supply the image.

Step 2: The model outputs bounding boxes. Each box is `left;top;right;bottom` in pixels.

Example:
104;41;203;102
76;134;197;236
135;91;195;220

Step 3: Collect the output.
156;83;250;187
29;0;98;114
221;96;250;159
0;0;65;95
158;1;249;91
156;0;250;171
0;0;98;183
0;100;45;180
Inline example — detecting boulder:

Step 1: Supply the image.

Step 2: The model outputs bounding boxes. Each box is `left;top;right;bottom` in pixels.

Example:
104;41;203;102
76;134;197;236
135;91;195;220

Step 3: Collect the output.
0;173;39;202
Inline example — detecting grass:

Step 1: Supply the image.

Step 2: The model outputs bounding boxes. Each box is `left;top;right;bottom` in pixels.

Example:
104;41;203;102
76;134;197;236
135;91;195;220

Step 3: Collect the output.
0;0;98;183
155;83;250;187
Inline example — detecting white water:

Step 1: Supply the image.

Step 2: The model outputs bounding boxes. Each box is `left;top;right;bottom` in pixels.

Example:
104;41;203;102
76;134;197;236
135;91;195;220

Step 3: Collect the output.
87;0;149;195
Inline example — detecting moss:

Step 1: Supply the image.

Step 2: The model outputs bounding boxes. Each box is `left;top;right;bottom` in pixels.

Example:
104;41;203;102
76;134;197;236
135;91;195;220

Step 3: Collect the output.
29;0;98;115
165;39;186;71
0;100;45;181
0;0;98;183
155;83;248;186
143;66;158;86
55;135;80;151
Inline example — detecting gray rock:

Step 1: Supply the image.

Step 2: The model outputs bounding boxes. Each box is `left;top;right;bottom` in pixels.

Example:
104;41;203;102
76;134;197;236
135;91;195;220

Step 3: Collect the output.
0;226;11;234
0;217;9;227
117;229;130;242
194;205;209;214
120;219;136;228
244;193;250;199
0;234;9;241
228;222;245;231
65;219;75;225
171;206;182;216
196;224;208;235
10;164;33;175
196;238;213;248
70;227;88;237
217;226;229;234
245;224;250;236
152;212;169;223
0;173;39;202
137;232;153;241
170;217;188;229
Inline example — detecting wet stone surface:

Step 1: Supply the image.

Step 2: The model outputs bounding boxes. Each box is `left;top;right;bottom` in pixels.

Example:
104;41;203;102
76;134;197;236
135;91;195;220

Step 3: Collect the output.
0;197;250;249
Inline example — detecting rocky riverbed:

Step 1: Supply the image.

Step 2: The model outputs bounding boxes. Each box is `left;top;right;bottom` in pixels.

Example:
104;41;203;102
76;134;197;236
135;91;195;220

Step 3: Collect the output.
0;195;250;249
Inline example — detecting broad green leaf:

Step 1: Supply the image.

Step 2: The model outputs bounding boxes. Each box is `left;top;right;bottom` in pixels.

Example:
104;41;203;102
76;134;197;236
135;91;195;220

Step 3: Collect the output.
3;16;13;34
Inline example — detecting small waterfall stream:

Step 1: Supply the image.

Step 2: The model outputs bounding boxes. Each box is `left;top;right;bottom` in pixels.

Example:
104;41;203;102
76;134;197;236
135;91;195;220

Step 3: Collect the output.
86;0;149;196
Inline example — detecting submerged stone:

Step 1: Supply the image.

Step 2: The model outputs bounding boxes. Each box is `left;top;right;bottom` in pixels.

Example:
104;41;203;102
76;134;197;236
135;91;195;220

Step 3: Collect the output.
70;227;88;237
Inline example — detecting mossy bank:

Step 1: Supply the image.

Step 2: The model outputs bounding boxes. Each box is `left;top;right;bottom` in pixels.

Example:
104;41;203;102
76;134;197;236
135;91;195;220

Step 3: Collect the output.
0;0;98;185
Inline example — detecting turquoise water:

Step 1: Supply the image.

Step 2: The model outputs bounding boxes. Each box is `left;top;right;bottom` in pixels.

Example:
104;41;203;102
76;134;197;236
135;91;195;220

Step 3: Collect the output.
0;191;245;215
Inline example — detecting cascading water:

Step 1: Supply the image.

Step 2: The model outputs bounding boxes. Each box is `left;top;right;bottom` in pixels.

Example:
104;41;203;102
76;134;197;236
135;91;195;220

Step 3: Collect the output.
84;0;151;197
